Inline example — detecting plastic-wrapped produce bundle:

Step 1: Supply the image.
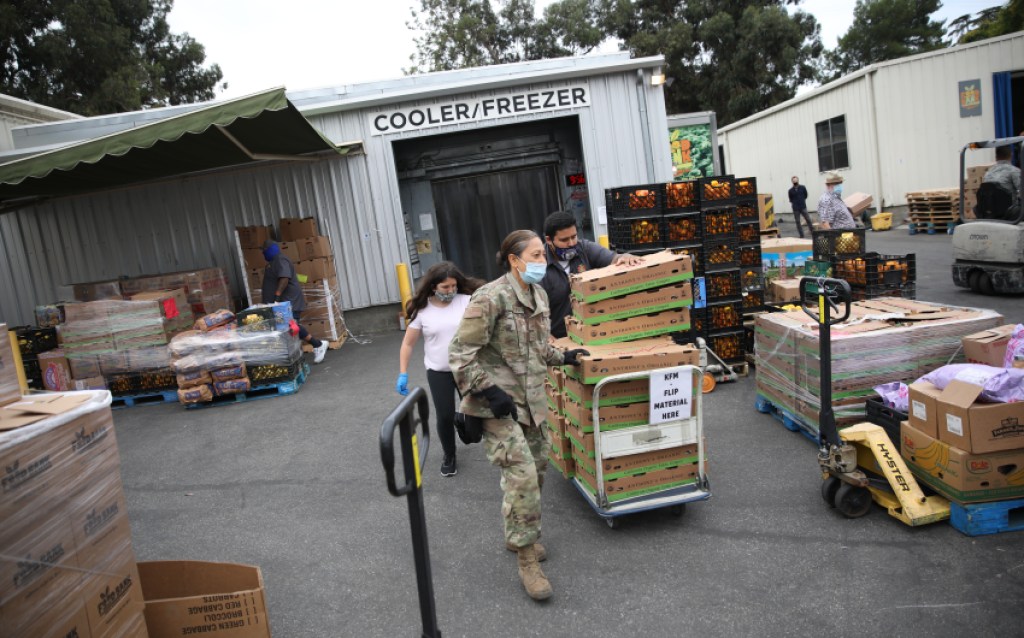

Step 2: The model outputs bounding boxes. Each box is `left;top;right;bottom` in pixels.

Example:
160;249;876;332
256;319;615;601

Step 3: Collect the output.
169;330;299;367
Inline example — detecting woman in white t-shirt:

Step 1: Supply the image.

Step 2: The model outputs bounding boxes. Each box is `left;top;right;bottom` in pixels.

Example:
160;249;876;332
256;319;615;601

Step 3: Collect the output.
396;262;483;477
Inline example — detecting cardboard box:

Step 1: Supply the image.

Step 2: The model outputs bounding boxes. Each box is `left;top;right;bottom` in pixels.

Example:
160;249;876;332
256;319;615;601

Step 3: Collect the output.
304;319;342;342
570;251;693;303
295;257;336;283
139;561;270;638
571;283;692;325
565;308;690;345
278;241;301;263
548;449;575;478
236;226;273;249
242;247;265;269
574;456;701;502
74;375;108;391
21;602;92;638
279;216;318;241
38;349;73;391
562;374;649;409
908;381;943;437
842;192;873;215
80;554;146;638
293;236;332;261
901;420;1024;504
761;238;813;280
574;442;700;481
547;424;571;460
562;394;649;432
72;280;124;302
961;324;1014;367
130;288;190;322
935;379;1024;453
556;337;701;384
69;354;102;380
1;324;23;406
769;278;802;303
757;193;775;229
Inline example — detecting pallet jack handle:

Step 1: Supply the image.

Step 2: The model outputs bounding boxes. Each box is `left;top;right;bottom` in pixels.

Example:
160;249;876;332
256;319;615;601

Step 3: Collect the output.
798;277;852;451
379;387;442;638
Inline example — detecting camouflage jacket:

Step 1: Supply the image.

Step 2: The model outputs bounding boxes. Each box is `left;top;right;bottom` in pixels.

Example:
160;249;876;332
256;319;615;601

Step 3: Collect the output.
449;271;564;426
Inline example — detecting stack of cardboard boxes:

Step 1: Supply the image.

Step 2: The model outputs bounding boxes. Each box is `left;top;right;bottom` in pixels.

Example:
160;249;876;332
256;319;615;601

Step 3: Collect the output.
902;324;1024;507
543;252;705;503
0;328;149;636
71;269;231;318
961;163;993;220
237;217;346;346
761;237;814;304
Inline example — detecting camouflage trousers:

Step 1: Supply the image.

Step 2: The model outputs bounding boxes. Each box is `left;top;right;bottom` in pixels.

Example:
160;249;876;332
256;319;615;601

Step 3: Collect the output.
482;417;551;549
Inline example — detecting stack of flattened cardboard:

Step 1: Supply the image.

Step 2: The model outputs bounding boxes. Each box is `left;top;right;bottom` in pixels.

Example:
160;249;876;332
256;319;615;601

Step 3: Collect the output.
545;335;703;501
0;334;148;636
901;324;1024;505
754;299;1003;435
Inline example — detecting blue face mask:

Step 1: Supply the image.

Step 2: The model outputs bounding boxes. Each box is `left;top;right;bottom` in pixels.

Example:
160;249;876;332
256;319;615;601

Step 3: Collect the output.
519;260;547;285
263;243;280;262
833;184;843;196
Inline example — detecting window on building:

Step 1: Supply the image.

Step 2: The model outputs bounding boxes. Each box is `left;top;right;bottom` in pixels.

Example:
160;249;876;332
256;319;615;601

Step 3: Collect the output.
815;116;849;172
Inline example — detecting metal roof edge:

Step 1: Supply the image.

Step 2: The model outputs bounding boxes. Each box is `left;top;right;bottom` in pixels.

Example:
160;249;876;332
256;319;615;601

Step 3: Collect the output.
296;55;665;116
0;93;81;122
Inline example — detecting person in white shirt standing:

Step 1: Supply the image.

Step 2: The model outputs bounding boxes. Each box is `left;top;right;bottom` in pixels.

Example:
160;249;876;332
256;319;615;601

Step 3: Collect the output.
396;262;484;477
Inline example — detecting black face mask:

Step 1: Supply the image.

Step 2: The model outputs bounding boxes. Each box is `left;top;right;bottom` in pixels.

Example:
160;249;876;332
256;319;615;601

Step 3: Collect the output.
553;245;577;261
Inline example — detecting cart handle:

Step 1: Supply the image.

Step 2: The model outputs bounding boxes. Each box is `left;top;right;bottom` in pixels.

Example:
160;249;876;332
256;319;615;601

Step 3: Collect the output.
379;387;431;497
799;277;852;326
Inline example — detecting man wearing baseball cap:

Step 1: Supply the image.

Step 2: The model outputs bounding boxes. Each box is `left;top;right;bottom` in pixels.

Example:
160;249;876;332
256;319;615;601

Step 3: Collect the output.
817;172;856;230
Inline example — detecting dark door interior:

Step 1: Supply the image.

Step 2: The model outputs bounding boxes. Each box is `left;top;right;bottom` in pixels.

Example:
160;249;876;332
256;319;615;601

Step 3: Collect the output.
431;165;560;281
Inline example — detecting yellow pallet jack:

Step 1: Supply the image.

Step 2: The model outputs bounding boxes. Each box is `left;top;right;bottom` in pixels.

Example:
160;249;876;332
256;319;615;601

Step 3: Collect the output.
799;278;950;526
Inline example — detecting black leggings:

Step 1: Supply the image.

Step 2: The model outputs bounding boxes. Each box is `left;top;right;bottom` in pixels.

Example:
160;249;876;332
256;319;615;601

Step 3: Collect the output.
426;369;460;458
291;310;323;348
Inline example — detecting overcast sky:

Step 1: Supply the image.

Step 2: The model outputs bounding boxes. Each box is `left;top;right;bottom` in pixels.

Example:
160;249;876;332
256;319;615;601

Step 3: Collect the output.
166;0;998;100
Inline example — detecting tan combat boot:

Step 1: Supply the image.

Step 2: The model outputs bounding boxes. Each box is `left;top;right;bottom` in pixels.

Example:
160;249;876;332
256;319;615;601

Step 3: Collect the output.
506;541;546;561
517;545;552;601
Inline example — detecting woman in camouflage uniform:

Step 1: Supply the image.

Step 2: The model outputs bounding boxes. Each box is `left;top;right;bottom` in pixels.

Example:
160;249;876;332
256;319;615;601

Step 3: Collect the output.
449;230;587;601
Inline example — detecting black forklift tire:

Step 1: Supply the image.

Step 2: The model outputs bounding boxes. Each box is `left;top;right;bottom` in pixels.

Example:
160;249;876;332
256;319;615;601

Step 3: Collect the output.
977;271;995;295
821;476;842;508
835;483;873;518
968;270;981;293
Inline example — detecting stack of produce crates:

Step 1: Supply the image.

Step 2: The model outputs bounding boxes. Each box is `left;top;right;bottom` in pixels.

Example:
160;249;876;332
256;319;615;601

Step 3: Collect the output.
545;248;704;499
734;177;765;317
811;228;916;301
12;326;59;389
694;176;744;363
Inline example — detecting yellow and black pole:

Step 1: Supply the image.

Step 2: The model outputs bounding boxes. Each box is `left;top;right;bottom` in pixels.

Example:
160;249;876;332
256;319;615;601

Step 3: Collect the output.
379;388;441;638
798;277;851;450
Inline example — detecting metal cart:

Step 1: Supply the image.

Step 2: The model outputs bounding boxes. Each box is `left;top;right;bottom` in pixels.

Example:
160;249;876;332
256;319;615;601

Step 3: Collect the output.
570;364;711;528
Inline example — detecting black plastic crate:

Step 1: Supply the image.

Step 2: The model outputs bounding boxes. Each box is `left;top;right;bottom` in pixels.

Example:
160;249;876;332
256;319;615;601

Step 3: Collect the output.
250;360;304;385
865;396;907;443
704;237;740;272
705;300;744;332
736;201;759;222
740;267;765;291
663;181;700;212
743;322;756;352
742;288;765;313
689;307;706;335
812;228;867;260
662;211;702;245
705;329;745;363
608;214;663;252
734;176;757;198
698;175;735;206
14;326;58;356
606;184;663;216
108;370;178;396
832;253;916;287
850;283;917;302
737;223;760;245
702;208;737;237
704;270;742;301
740;245;762;268
669;245;704;276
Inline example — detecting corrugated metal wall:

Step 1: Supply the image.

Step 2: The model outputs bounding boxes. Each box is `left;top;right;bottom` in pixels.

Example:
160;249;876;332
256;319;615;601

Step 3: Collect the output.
0;154;381;326
719;33;1023;216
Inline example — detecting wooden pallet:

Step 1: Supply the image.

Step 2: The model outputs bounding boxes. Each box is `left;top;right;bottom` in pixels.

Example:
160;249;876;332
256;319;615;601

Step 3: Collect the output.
950;497;1024;537
906;188;959;200
759;228;780;238
111;388;178;409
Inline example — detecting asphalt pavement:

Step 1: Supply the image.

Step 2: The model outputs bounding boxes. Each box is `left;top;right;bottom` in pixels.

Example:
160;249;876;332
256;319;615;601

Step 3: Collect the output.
113;226;1024;637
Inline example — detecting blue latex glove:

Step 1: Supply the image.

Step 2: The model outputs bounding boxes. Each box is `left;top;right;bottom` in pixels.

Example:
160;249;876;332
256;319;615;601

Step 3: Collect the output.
396;373;409;396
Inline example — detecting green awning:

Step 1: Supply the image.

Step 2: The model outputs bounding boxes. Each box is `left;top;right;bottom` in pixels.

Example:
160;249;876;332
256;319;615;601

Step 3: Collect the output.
0;87;354;205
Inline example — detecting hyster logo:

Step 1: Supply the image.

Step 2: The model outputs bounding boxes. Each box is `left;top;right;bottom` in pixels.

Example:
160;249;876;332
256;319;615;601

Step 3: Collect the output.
968;459;991;474
877;442;912;492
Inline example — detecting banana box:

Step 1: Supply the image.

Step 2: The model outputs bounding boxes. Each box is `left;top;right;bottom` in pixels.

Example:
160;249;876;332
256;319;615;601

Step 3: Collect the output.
901;421;1024;504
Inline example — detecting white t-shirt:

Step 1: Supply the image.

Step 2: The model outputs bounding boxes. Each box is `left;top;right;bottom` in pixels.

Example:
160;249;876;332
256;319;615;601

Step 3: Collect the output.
408;294;471;372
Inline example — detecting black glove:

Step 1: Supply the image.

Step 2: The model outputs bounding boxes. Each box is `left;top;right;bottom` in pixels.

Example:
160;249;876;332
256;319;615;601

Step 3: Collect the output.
478;385;518;421
454;412;483;444
563;348;590;366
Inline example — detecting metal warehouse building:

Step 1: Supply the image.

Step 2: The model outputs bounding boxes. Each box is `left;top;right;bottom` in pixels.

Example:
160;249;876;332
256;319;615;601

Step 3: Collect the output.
717;32;1024;219
0;53;672;327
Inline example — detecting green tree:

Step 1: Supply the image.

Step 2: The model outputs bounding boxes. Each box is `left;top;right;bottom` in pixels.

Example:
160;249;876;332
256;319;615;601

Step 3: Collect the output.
949;0;1023;44
598;1;823;125
0;0;223;116
825;0;947;79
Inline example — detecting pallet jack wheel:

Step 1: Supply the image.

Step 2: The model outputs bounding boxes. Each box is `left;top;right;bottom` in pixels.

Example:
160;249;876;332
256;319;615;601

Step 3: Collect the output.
605;517;618;529
669;504;686;517
834;483;872;518
821;476;841;508
702;372;716;394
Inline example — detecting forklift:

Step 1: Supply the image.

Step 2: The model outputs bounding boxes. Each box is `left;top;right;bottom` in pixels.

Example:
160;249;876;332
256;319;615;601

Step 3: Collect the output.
799;277;950;525
951;136;1024;294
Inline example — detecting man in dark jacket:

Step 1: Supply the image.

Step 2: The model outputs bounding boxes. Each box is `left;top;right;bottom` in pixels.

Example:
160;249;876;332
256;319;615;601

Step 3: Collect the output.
539;211;642;339
262;240;328;363
788;176;813;238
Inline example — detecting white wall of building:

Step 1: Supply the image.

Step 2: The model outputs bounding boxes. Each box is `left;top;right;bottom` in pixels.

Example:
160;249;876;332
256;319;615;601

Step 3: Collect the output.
719;33;1024;217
